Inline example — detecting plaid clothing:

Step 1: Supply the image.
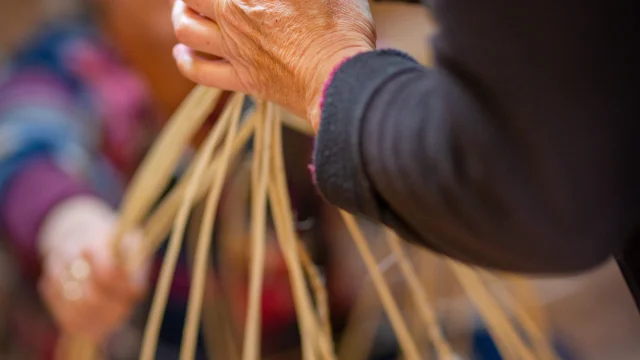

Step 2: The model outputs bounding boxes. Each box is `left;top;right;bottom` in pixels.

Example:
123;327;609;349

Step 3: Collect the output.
0;22;194;359
0;22;155;276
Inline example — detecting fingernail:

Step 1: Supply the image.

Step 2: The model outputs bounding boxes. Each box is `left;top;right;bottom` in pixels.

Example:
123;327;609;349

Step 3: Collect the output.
173;44;191;65
172;44;182;59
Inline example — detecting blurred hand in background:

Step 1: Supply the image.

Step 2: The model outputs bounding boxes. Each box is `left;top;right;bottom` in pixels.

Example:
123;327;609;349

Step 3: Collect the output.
37;196;149;343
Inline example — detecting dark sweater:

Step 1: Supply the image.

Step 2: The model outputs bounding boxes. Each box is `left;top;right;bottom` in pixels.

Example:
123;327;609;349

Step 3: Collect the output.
314;0;640;305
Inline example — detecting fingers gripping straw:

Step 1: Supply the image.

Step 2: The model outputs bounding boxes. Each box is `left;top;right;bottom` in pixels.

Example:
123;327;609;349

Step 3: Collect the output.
62;0;558;358
60;84;558;360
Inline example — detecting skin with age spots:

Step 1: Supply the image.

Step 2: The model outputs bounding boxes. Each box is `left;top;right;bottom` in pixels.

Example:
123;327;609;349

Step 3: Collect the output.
172;0;376;123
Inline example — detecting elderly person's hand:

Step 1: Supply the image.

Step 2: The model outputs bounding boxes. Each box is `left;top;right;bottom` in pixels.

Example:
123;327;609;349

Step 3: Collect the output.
37;196;149;343
171;0;376;126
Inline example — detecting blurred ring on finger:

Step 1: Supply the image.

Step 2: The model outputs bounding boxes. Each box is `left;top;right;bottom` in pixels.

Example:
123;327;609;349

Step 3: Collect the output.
69;258;91;281
62;279;84;301
61;258;91;301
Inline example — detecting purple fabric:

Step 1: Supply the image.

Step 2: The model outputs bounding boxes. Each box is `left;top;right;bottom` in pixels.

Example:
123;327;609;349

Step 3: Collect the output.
1;157;91;266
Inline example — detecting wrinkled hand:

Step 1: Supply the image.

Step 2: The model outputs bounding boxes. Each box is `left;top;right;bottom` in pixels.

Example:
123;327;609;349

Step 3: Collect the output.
37;196;149;343
171;0;376;124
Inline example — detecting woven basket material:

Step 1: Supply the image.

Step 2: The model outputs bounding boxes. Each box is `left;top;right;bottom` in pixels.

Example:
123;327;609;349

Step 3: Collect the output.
59;87;555;360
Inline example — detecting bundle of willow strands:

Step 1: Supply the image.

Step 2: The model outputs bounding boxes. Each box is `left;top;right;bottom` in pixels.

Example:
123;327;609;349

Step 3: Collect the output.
334;234;398;360
55;86;226;360
59;84;558;360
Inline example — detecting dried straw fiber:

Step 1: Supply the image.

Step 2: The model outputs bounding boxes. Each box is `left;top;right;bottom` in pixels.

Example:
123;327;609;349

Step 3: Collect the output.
55;3;557;360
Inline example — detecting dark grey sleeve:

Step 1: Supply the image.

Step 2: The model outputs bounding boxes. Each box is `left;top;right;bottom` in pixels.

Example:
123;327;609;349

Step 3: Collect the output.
313;0;640;274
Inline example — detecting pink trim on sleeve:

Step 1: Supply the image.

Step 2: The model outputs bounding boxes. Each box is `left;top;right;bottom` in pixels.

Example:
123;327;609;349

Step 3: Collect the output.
318;56;353;120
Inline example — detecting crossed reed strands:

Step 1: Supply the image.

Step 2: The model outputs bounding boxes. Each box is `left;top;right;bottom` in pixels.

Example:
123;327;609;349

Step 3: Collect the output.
59;86;557;360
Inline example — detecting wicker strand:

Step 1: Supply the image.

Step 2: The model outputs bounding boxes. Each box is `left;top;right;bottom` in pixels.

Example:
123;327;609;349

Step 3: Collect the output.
133;112;257;268
337;275;383;360
336;236;396;360
297;241;334;350
72;85;548;360
139;93;239;360
184;204;225;360
215;158;253;360
281;112;314;136
54;82;222;360
55;8;556;358
406;249;432;358
448;262;536;360
242;101;273;360
268;109;334;360
482;272;557;360
385;229;454;359
112;86;222;256
340;212;420;360
180;94;245;360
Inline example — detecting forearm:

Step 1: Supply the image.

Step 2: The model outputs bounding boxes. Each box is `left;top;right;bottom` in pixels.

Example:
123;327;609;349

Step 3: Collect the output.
314;0;637;273
365;58;621;272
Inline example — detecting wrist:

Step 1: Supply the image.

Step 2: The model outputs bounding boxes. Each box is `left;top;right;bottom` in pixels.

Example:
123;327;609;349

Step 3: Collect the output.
306;46;374;132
